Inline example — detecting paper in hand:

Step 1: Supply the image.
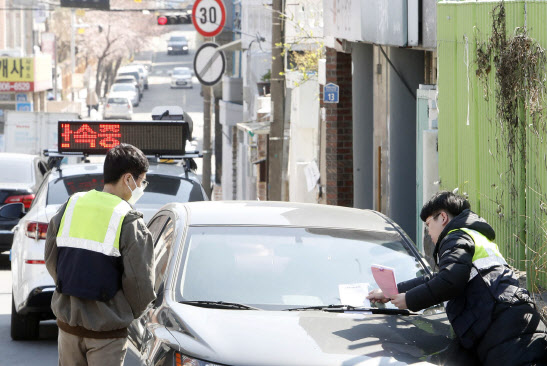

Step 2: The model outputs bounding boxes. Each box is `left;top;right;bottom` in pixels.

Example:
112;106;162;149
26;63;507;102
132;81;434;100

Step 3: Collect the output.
371;264;399;298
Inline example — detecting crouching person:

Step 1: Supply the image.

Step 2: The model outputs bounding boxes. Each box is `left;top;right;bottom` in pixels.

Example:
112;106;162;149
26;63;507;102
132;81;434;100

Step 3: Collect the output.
368;191;547;366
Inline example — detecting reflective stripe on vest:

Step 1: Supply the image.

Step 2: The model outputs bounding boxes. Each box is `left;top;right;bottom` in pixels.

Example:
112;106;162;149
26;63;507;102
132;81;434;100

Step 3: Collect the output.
447;228;507;281
57;190;131;257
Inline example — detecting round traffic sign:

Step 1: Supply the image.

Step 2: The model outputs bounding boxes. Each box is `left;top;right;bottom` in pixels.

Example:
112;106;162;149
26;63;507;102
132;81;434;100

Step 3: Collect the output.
192;0;226;37
193;42;226;86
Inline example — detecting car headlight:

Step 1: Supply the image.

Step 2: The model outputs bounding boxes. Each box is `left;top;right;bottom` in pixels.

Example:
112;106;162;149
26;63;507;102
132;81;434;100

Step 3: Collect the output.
168;46;173;50
183;46;188;49
175;352;222;366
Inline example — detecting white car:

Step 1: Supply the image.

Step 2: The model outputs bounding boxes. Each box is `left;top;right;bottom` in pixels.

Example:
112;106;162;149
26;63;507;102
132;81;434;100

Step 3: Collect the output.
170;67;193;88
8;162;208;340
129;63;149;90
109;83;139;107
104;95;133;120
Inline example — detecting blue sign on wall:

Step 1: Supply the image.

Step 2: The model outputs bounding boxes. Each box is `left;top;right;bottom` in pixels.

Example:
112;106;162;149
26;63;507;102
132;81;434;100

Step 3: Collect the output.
16;102;32;112
323;83;339;104
16;93;27;102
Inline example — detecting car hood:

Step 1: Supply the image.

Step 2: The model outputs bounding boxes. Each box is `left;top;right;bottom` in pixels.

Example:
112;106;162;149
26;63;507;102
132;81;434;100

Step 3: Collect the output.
164;303;453;366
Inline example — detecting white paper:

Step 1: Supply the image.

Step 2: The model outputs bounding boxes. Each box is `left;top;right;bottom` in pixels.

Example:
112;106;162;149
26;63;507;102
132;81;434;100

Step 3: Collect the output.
338;283;371;308
304;161;321;192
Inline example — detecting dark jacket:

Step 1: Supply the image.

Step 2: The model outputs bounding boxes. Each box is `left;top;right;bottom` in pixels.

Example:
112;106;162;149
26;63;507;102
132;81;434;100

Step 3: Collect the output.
45;200;156;338
398;210;547;365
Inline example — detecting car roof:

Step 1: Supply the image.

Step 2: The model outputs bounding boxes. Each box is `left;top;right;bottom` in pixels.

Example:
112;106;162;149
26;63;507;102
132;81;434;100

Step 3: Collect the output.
115;75;137;81
0;152;38;161
119;65;140;71
174;67;191;71
169;201;398;232
48;162;202;182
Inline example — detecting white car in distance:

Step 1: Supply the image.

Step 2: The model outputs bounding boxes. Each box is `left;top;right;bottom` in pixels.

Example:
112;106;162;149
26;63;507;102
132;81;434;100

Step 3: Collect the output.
170;67;193;89
109;83;139;107
103;95;133;120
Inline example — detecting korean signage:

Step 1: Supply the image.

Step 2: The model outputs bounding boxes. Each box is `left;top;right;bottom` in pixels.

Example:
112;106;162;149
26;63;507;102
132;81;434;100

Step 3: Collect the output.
58;121;189;155
0;56;52;92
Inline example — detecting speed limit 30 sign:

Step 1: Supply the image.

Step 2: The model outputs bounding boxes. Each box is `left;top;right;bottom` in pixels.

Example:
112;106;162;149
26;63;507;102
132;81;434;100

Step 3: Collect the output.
192;0;226;37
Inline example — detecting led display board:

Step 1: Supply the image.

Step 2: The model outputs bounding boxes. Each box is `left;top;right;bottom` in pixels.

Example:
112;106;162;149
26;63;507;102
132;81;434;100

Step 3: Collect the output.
58;121;189;155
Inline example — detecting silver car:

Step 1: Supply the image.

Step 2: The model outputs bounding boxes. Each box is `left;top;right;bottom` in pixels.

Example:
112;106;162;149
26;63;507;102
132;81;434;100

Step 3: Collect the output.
170;67;193;89
109;83;139;107
124;201;454;366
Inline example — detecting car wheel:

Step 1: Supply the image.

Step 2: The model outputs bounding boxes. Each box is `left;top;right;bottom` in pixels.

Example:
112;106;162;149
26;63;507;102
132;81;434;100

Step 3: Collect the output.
11;293;39;340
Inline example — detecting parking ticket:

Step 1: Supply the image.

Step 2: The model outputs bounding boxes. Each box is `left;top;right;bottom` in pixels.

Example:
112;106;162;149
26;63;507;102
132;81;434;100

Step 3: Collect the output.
371;264;399;298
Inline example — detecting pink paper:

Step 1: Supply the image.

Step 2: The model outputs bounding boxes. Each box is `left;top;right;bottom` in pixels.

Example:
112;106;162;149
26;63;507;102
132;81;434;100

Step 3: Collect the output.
371;265;399;298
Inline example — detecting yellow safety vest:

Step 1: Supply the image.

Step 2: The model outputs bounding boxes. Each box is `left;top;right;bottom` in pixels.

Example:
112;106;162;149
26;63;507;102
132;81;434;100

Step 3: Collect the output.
448;228;507;281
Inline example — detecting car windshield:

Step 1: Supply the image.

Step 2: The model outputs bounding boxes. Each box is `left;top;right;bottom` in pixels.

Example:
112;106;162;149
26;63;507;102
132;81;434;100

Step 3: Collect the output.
111;84;135;92
173;69;191;76
107;98;129;104
177;226;427;310
47;174;204;205
0;158;33;183
170;37;186;42
115;78;135;84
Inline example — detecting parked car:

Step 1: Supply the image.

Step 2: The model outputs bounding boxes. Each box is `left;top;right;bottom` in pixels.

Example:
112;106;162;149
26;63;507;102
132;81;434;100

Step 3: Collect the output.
8;161;208;340
167;35;189;55
0;153;48;252
118;65;145;96
109;83;139;107
129;63;149;90
122;201;454;366
170;67;193;89
113;75;142;100
103;95;133;120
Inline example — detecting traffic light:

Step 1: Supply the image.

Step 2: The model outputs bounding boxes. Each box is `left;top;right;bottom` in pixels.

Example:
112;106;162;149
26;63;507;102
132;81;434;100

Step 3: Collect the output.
157;13;192;25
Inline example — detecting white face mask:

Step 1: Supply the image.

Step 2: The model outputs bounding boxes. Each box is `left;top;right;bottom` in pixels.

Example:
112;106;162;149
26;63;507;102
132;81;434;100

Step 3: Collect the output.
127;175;145;205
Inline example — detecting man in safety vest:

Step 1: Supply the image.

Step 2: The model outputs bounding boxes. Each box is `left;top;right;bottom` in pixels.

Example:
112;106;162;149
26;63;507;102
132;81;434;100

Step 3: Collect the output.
368;191;547;365
45;143;155;365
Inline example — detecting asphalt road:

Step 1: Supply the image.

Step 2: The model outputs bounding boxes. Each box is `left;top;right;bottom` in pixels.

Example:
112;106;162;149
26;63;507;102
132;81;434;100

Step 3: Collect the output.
0;24;204;364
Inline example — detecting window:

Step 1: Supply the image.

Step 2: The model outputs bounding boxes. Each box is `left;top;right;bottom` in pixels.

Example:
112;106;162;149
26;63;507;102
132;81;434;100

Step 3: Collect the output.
154;218;175;293
147;215;169;245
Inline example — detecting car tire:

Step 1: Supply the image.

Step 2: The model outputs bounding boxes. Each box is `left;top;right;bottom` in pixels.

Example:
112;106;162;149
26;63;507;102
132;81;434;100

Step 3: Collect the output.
11;293;39;340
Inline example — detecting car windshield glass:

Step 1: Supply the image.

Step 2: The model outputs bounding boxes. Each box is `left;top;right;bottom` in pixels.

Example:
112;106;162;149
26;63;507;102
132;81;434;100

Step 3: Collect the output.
111;84;135;92
173;69;191;75
107;98;128;104
47;174;204;205
0;158;33;183
170;37;186;42
177;227;427;310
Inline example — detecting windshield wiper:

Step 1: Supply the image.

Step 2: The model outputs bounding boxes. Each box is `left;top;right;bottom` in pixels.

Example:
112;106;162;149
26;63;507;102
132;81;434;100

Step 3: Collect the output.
180;300;260;310
284;305;413;315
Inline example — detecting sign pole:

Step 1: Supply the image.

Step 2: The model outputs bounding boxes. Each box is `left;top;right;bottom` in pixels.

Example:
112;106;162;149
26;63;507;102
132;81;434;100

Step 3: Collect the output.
70;8;75;101
202;38;213;198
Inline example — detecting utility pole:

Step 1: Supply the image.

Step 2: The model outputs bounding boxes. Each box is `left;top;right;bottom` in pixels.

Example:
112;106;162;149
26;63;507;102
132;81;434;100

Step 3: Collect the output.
70;8;76;101
268;0;285;201
202;84;213;198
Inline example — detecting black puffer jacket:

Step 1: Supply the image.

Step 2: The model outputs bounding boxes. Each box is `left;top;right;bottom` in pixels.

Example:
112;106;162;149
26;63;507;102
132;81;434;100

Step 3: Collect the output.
398;209;547;365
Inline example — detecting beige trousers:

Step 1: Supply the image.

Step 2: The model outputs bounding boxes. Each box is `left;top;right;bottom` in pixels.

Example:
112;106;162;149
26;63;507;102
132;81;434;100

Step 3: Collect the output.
58;328;128;366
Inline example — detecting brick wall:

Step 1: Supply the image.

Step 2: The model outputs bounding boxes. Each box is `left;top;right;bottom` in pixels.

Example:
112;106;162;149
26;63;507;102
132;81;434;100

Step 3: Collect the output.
321;47;353;207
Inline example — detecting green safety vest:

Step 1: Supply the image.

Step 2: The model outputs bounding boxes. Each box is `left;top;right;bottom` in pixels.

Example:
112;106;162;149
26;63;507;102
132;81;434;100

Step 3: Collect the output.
57;190;132;256
55;190;132;301
448;228;508;281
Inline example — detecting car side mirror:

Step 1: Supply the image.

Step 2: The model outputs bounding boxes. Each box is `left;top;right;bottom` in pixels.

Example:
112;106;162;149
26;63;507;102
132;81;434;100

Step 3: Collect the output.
0;203;25;219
